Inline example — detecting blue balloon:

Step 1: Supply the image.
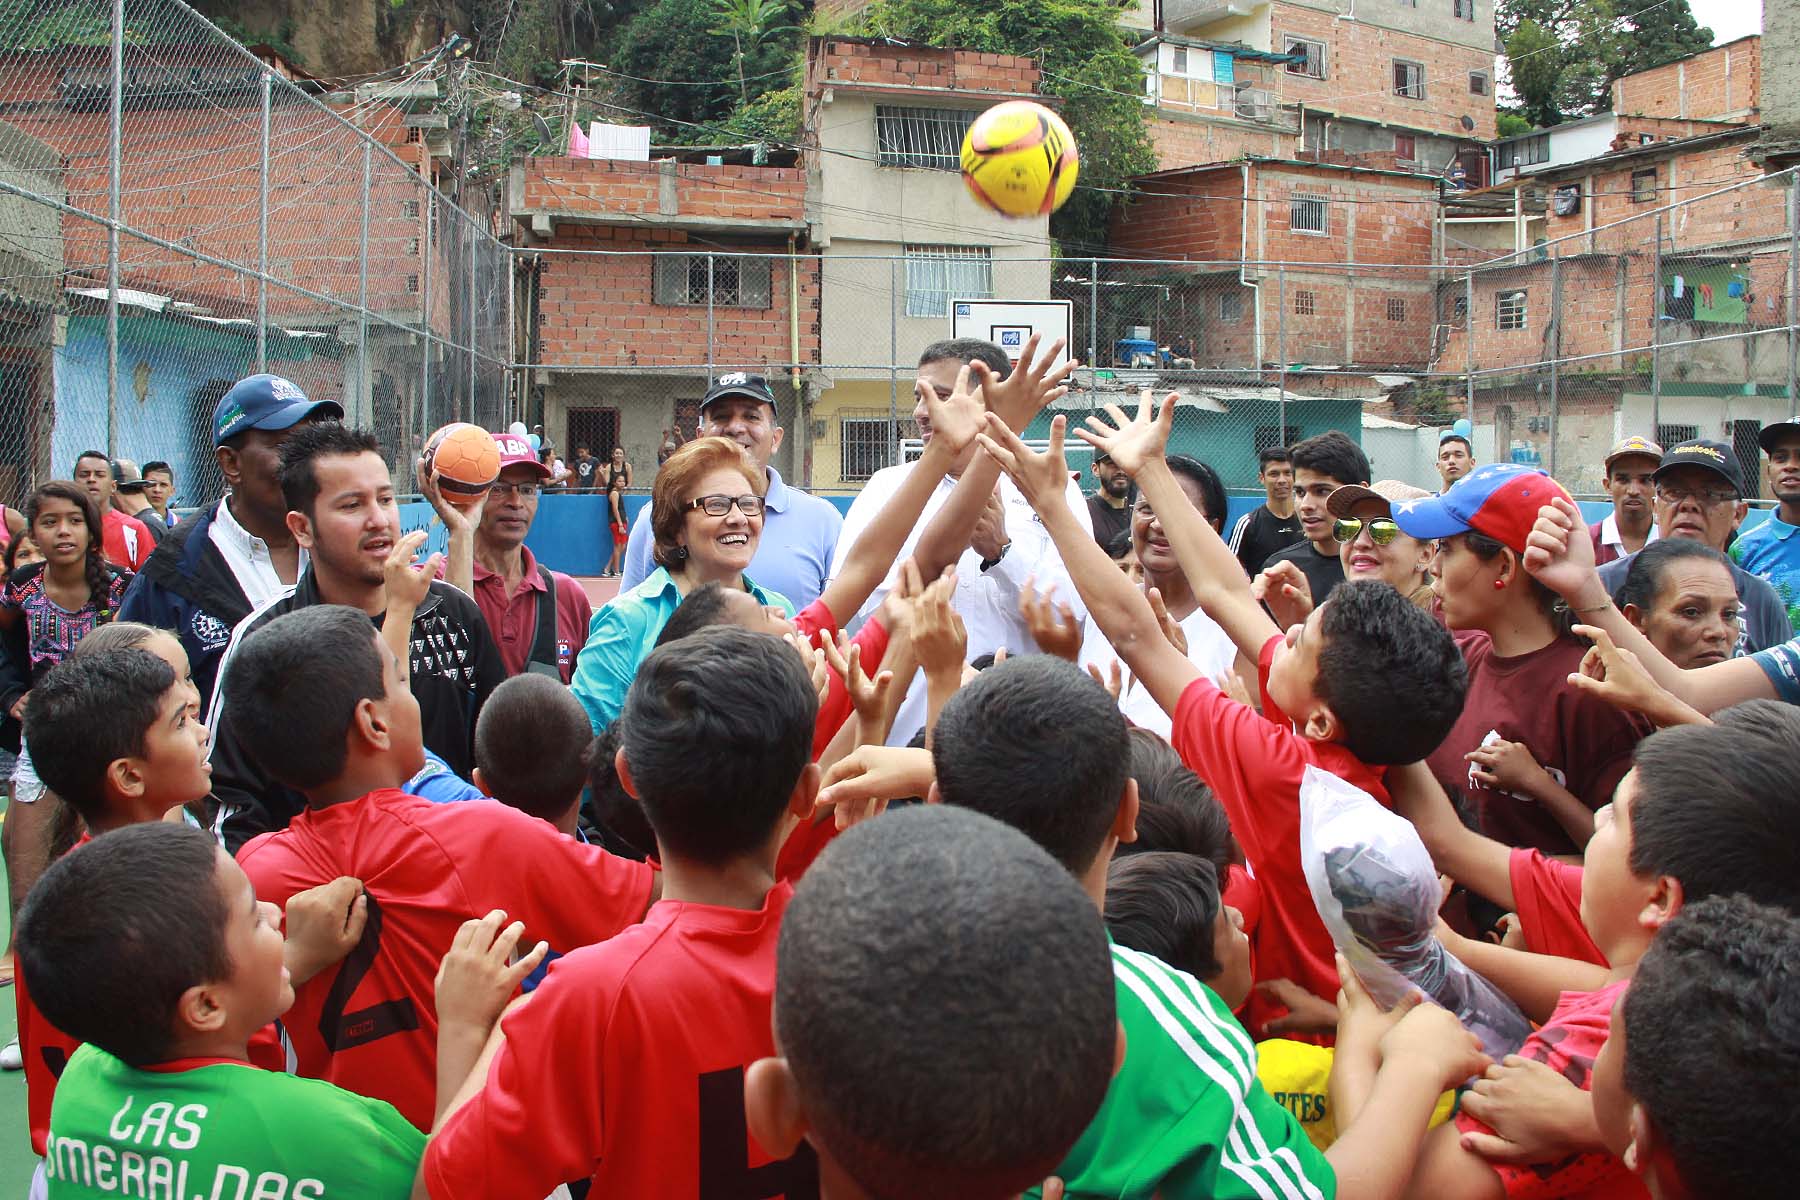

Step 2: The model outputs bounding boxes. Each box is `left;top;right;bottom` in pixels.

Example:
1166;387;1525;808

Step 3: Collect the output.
528;433;542;451
1453;418;1473;438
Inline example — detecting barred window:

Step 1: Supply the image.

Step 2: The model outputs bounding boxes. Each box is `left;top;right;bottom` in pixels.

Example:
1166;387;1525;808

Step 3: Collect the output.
1453;0;1475;18
1284;37;1326;79
1386;297;1406;322
1497;290;1528;331
1631;169;1658;203
1219;291;1244;322
877;106;981;171
904;245;993;318
1290;194;1328;235
652;255;773;309
840;416;899;482
1294;289;1316;316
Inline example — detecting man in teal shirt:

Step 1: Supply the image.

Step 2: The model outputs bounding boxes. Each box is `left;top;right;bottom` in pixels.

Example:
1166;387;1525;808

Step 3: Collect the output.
1732;420;1800;630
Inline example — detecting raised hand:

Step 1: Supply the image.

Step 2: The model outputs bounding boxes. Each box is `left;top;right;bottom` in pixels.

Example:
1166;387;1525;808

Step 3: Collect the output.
384;529;438;612
820;631;894;733
416;454;484;536
1086;659;1123;700
784;631;831;708
976;411;1072;511
912;574;968;683
1146;586;1188;656
920;364;985;458
1074;389;1174;478
1020;576;1082;663
1523;496;1606;608
433;909;549;1037
969;333;1076;433
1250;560;1314;630
1569;623;1707;726
816;745;936;830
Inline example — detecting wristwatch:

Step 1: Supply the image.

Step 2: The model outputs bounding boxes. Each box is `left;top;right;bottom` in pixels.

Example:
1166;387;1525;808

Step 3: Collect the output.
980;540;1012;573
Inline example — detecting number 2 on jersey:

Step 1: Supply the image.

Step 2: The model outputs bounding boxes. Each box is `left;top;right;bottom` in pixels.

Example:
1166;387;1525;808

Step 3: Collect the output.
318;893;421;1052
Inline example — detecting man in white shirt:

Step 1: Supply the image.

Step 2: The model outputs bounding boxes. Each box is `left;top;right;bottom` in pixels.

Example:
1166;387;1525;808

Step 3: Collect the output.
832;337;1091;744
117;374;341;711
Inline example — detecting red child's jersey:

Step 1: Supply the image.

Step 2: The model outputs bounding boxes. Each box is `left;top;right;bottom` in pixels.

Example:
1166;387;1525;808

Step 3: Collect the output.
1510;848;1607;966
424;883;818;1200
1171;635;1391;1037
237;789;655;1130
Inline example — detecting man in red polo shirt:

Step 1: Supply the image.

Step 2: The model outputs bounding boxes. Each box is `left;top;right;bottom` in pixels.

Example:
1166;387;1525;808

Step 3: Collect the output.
470;432;592;682
73;450;154;571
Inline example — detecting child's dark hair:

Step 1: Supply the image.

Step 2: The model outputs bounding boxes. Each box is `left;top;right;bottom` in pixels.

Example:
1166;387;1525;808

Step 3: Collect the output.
1119;728;1236;868
1463;530;1574;633
775;805;1115;1200
1627;700;1800;911
1622;893;1800;1196
1315;578;1468;764
1104;851;1224;980
24;649;177;825
224;605;387;791
1165;455;1228;533
582;721;653;860
620;625;816;864
4;531;35;576
277;422;383;517
654;581;733;647
17;822;229;1066
1104;528;1133;561
26;481;116;617
474;674;591;823
1288;431;1371;486
932;655;1129;874
1258;446;1291;469
1615;539;1733;615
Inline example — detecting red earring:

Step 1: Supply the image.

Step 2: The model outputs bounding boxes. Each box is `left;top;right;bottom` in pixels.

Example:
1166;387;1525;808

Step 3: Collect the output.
1493;578;1507;590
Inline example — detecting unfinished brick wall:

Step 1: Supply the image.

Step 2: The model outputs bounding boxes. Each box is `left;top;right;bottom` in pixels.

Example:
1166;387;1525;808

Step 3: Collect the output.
1148;116;1296;171
519;158;807;224
804;38;1041;100
1270;2;1497;141
1613;37;1759;123
1542;138;1773;251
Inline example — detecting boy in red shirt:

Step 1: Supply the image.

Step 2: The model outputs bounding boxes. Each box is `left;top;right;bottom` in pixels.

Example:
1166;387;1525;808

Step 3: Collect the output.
1393;701;1800;1199
978;394;1468;1033
224;605;656;1130
14;649;362;1177
421;625;825;1198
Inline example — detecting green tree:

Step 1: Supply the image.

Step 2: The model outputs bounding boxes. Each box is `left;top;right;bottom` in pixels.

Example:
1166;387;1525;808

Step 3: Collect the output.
861;0;1157;252
712;0;799;102
611;0;800;133
1608;1;1713;89
1496;0;1623;126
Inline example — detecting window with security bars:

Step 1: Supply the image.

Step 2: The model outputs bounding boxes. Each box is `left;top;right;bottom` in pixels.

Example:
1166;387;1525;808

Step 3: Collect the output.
1290;195;1328;235
1386;297;1406;322
1393;60;1425;100
652;255;773;308
1497;290;1528;331
841;417;899;481
1294;290;1316;315
876;106;982;170
1656;424;1699;449
1219;291;1244;322
904;246;993;317
1284;37;1326;79
1453;0;1475;18
1631;169;1658;203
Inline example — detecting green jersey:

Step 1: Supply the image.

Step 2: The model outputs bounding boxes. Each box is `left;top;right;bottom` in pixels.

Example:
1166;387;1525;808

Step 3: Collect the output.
1040;943;1336;1200
43;1043;423;1200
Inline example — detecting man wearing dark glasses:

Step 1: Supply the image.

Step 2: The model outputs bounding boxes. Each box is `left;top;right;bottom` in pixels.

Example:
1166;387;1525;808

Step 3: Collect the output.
617;373;843;609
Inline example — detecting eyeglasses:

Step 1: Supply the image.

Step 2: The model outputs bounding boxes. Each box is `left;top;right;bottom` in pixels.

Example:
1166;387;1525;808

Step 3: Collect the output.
487;481;539;498
688;493;764;518
1655;484;1737;505
1332;517;1403;545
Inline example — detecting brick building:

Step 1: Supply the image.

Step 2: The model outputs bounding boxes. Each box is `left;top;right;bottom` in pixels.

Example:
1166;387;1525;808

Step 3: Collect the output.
509;149;817;479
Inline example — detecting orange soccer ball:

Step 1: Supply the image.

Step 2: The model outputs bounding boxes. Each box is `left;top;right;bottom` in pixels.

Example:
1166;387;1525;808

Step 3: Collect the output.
425;422;501;508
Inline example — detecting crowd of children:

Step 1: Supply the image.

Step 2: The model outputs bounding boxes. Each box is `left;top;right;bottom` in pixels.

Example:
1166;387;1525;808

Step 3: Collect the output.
5;345;1800;1200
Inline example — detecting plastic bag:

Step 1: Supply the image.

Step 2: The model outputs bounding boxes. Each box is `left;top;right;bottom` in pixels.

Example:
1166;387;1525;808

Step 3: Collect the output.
1298;765;1532;1062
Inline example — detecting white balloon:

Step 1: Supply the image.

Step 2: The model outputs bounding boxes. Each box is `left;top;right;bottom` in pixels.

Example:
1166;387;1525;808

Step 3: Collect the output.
508;421;528;438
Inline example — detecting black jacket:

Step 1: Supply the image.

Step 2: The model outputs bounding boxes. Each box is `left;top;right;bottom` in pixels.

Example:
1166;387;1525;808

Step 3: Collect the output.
206;569;506;852
117;501;254;714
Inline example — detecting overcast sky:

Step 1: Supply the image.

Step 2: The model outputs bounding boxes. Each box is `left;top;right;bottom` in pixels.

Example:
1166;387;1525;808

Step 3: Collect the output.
1688;0;1761;44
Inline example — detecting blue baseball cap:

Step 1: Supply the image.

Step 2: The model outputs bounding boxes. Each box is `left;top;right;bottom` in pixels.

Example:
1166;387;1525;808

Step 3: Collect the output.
1389;461;1572;553
213;374;343;447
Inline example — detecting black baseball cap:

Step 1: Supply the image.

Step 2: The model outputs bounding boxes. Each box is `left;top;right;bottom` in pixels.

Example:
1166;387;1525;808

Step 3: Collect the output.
700;371;777;419
1654;439;1747;496
1758;420;1800;454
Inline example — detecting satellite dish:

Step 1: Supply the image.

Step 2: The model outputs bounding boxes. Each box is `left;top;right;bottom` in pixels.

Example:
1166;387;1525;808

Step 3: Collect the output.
532;113;555;145
1460;115;1475;132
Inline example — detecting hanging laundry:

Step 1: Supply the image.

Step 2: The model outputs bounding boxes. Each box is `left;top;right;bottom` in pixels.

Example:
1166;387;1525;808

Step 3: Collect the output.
1727;279;1746;299
1699;283;1715;308
1671;275;1685;298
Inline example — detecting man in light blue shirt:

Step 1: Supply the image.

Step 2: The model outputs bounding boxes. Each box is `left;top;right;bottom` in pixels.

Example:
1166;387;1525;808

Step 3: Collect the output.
619;373;841;607
1732;419;1800;631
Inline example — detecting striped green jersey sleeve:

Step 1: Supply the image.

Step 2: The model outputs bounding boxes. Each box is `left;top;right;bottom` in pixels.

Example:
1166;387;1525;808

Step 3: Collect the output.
1042;944;1336;1200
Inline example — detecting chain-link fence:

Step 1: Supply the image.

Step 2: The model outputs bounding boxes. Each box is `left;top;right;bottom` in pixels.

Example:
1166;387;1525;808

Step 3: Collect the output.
0;0;511;511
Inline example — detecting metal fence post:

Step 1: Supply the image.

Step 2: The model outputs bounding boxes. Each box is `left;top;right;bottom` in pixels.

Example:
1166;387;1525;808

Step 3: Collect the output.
357;143;371;429
1651;211;1664;436
1089;259;1099;374
1787;171;1798;419
706;255;716;384
505;248;517;426
257;72;271;374
467;220;478;422
1548;253;1560;478
888;257;899;465
1464;268;1476;425
422;198;433;435
1276;267;1287;439
105;0;123;457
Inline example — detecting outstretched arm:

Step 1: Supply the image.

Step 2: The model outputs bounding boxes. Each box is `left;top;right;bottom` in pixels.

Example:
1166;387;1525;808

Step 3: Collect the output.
1078;391;1280;659
1386;762;1514;912
912;336;1076;583
816;366;984;625
978;414;1200;716
1526;497;1775;712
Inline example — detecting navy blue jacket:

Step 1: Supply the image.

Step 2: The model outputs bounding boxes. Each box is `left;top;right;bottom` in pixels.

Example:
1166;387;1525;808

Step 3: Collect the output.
117;501;253;714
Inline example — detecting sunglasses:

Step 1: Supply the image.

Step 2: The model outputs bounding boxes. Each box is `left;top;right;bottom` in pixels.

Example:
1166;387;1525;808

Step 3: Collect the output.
688;493;765;518
1332;516;1403;545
